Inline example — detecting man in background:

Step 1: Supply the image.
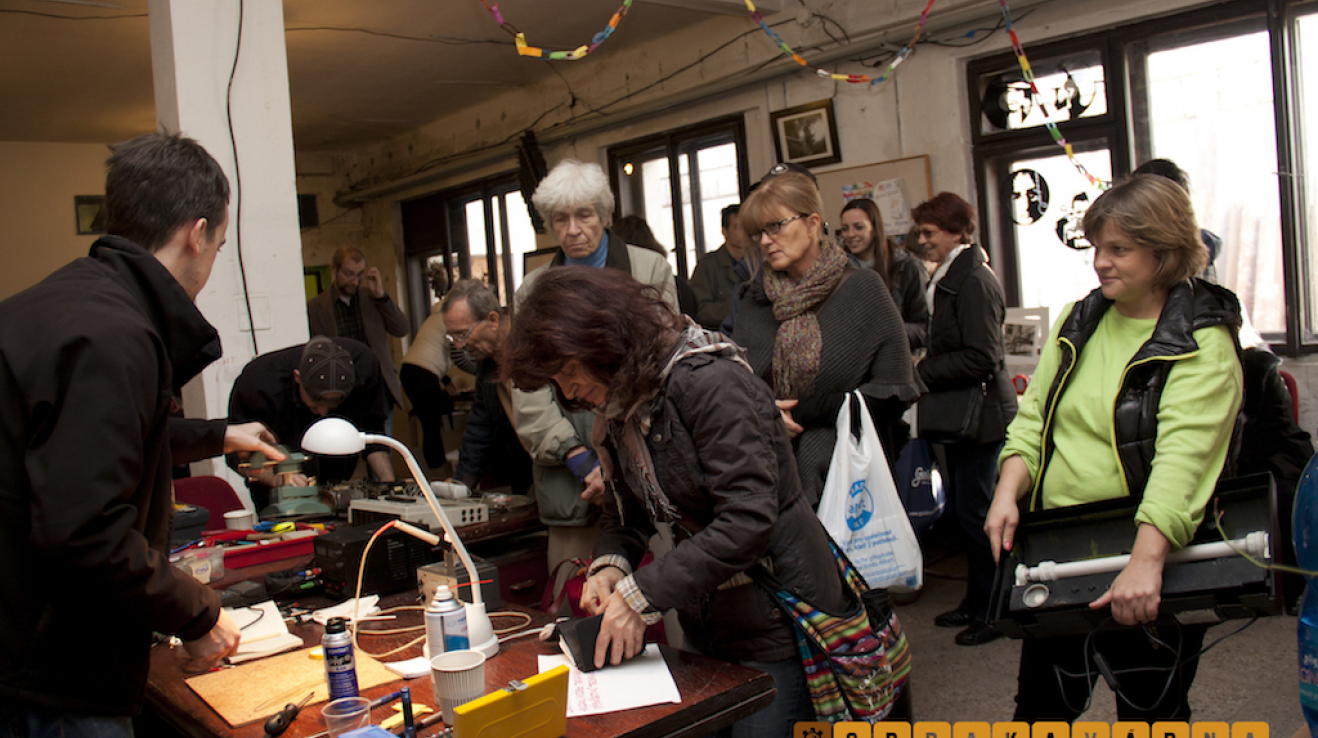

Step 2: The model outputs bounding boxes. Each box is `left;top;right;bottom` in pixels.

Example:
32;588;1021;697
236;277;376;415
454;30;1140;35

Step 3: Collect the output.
307;246;410;418
690;203;747;331
441;280;532;495
228;336;395;513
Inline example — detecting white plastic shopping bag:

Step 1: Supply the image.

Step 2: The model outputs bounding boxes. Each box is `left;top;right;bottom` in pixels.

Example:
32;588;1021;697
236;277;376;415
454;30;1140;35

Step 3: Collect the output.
817;391;924;592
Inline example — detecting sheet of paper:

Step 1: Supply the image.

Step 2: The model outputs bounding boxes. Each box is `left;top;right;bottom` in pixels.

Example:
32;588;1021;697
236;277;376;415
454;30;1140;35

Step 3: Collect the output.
228;632;302;664
537;648;681;717
224;600;285;643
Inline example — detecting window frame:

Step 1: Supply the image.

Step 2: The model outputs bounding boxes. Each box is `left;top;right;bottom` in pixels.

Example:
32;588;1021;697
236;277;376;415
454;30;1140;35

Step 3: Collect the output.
967;0;1318;354
607;115;750;277
400;172;532;328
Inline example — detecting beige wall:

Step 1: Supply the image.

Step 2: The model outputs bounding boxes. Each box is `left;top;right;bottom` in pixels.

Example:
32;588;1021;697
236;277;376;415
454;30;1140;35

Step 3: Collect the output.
0;141;109;300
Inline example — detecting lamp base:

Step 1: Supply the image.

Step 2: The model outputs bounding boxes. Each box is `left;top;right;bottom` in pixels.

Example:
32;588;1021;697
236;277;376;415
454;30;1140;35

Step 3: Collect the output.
464;602;500;659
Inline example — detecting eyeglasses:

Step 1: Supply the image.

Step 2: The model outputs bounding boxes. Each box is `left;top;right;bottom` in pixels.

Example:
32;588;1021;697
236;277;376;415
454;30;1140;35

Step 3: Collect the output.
446;317;486;346
917;227;943;239
750;214;807;242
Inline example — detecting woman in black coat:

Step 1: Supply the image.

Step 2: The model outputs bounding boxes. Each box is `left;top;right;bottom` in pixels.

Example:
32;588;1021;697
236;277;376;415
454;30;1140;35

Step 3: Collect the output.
913;192;1018;646
732;169;922;505
502;267;911;735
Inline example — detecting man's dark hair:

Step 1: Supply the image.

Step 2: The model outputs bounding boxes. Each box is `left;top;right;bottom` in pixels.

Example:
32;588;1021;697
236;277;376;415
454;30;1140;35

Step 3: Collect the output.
721;204;741;229
103;132;229;252
1133;158;1191;191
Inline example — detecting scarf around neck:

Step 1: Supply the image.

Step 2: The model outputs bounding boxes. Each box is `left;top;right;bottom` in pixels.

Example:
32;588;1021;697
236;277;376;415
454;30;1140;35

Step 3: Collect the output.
592;320;753;524
762;241;849;399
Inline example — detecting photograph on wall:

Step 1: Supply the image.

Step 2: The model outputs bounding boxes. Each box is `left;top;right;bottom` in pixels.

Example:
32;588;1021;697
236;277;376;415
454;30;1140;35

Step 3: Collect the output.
770;99;842;168
74;195;105;235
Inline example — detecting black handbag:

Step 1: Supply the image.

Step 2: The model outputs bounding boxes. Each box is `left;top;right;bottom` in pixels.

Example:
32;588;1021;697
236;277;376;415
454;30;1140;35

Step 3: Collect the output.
917;382;986;444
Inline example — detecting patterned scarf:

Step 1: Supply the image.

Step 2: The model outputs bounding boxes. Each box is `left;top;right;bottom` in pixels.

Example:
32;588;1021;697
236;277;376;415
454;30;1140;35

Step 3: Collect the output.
762;242;850;399
592;320;753;524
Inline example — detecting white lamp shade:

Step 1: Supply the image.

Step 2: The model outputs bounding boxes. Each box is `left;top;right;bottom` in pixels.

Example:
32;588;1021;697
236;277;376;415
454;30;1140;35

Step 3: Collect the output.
301;417;366;456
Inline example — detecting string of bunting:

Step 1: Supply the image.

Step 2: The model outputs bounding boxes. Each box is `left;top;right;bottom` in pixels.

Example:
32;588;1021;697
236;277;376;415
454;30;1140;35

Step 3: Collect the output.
479;0;633;60
998;0;1108;190
743;0;936;85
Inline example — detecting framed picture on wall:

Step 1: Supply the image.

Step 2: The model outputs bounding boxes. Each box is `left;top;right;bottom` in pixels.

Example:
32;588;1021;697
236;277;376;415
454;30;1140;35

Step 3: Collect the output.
770;99;842;168
74;195;106;235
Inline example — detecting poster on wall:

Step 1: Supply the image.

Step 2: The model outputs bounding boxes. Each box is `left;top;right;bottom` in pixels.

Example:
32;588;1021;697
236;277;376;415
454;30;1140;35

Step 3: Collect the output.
842;178;914;236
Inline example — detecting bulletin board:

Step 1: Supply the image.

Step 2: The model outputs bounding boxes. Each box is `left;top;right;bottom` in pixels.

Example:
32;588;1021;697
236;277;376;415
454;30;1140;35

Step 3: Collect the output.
814;155;932;237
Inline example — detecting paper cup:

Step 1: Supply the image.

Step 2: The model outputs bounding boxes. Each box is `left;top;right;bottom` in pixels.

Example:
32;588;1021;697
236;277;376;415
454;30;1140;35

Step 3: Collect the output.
430;649;487;724
223;509;255;530
321;696;372;737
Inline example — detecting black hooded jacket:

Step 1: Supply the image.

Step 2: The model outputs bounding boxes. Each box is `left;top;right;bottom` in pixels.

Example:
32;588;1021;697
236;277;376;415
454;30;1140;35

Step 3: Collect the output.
0;236;224;714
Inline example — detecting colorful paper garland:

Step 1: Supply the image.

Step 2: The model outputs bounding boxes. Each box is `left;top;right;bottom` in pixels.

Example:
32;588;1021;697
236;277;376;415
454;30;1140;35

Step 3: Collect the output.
744;0;936;85
998;0;1108;190
480;0;632;61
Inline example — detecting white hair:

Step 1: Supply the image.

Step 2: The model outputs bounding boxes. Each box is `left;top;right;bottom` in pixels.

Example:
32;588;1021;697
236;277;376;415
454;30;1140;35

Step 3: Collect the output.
531;159;615;224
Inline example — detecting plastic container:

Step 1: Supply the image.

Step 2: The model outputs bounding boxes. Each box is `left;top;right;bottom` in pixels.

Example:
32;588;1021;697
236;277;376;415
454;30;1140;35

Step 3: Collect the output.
172;547;225;583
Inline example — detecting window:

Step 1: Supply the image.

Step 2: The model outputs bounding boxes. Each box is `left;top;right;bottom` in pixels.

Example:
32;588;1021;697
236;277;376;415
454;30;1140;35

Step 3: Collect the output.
608;116;749;277
400;175;539;325
969;0;1318;353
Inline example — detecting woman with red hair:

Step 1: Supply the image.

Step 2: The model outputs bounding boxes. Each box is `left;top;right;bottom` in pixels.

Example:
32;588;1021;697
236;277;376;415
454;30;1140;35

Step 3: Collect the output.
503;266;910;734
913;192;1018;646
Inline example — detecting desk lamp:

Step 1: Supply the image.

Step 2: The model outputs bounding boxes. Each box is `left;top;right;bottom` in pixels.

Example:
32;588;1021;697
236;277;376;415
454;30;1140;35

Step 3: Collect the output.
301;417;499;658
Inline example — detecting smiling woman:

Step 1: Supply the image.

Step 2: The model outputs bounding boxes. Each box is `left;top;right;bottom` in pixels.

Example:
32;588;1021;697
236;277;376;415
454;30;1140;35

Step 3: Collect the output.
987;174;1243;719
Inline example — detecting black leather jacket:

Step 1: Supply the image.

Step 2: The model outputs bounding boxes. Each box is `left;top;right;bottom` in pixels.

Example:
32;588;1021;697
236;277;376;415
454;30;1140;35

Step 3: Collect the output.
594;353;849;662
1030;278;1242;510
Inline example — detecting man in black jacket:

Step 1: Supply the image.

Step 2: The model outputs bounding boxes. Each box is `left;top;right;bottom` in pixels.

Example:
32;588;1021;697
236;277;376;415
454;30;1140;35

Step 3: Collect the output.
441;280;532;495
0;133;262;730
228;336;396;513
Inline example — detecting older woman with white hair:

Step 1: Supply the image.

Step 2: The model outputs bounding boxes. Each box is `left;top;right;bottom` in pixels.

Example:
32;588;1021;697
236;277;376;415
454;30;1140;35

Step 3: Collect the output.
513;158;678;612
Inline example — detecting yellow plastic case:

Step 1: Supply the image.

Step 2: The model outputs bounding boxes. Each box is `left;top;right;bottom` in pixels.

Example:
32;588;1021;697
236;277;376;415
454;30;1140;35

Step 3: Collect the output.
451;665;569;738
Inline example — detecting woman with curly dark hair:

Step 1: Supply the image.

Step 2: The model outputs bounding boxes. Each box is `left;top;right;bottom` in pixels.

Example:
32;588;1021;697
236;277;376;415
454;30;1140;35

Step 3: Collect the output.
503;266;909;735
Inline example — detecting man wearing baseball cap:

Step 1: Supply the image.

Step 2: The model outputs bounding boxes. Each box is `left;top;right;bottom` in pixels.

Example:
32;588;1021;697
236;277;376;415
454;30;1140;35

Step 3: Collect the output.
227;335;395;511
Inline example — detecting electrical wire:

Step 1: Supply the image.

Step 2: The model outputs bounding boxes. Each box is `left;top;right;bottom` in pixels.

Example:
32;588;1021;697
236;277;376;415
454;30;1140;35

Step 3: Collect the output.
1212;504;1315;576
0;9;145;20
284;26;510;47
225;0;259;355
488;611;533;635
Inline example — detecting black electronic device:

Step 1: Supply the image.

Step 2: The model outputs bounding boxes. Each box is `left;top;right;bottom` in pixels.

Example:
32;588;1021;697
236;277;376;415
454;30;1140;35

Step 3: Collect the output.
313;522;441;598
988;473;1282;638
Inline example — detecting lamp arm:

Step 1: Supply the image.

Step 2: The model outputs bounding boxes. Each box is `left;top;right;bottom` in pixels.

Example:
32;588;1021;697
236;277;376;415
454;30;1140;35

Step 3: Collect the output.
362;433;483;606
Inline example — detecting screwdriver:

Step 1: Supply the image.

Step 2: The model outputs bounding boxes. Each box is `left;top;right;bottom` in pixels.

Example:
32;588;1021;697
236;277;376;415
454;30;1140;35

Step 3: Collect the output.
264;692;314;736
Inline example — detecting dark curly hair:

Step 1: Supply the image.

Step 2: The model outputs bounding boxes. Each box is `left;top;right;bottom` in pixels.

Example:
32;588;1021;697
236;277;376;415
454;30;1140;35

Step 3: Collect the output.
911;192;976;242
501;267;683;412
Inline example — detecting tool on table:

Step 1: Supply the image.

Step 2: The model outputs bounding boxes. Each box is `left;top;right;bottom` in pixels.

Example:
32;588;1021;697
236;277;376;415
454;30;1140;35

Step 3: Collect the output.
243;446;330;518
263;691;313;736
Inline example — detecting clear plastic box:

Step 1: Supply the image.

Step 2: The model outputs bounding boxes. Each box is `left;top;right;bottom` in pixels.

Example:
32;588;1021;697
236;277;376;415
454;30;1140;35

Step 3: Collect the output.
172;547;225;583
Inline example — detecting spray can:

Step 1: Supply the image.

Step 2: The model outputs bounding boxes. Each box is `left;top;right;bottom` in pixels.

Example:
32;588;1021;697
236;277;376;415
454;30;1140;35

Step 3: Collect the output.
424;590;447;658
433;585;468;651
322;617;359;700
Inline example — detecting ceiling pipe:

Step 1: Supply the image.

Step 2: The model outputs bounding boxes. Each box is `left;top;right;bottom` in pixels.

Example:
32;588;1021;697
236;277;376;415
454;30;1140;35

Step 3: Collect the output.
336;0;1056;205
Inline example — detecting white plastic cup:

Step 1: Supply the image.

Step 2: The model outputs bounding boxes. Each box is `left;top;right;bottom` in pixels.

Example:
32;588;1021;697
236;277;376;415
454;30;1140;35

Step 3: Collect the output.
321;696;372;737
430;649;486;724
223;509;255;530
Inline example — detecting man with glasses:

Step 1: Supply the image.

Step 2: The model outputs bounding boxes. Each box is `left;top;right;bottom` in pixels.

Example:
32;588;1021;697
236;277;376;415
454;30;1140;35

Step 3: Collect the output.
227;335;395;513
440;280;532;495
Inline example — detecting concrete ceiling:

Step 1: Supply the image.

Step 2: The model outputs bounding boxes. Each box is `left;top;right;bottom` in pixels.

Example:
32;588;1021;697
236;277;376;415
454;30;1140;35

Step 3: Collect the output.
0;0;770;150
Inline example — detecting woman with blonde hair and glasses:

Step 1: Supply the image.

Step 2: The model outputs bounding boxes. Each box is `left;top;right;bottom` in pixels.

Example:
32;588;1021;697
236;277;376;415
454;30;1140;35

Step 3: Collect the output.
986;175;1243;719
732;166;922;506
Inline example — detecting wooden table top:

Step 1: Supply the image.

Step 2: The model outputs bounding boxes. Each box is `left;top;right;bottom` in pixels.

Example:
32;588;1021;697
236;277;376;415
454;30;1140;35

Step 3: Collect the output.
146;593;775;738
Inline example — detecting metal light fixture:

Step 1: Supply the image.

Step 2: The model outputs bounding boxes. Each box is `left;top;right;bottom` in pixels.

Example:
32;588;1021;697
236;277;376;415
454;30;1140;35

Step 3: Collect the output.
301;417;499;658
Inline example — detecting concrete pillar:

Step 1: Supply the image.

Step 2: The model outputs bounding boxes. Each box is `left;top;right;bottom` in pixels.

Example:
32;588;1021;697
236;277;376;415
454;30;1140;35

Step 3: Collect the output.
149;0;308;504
